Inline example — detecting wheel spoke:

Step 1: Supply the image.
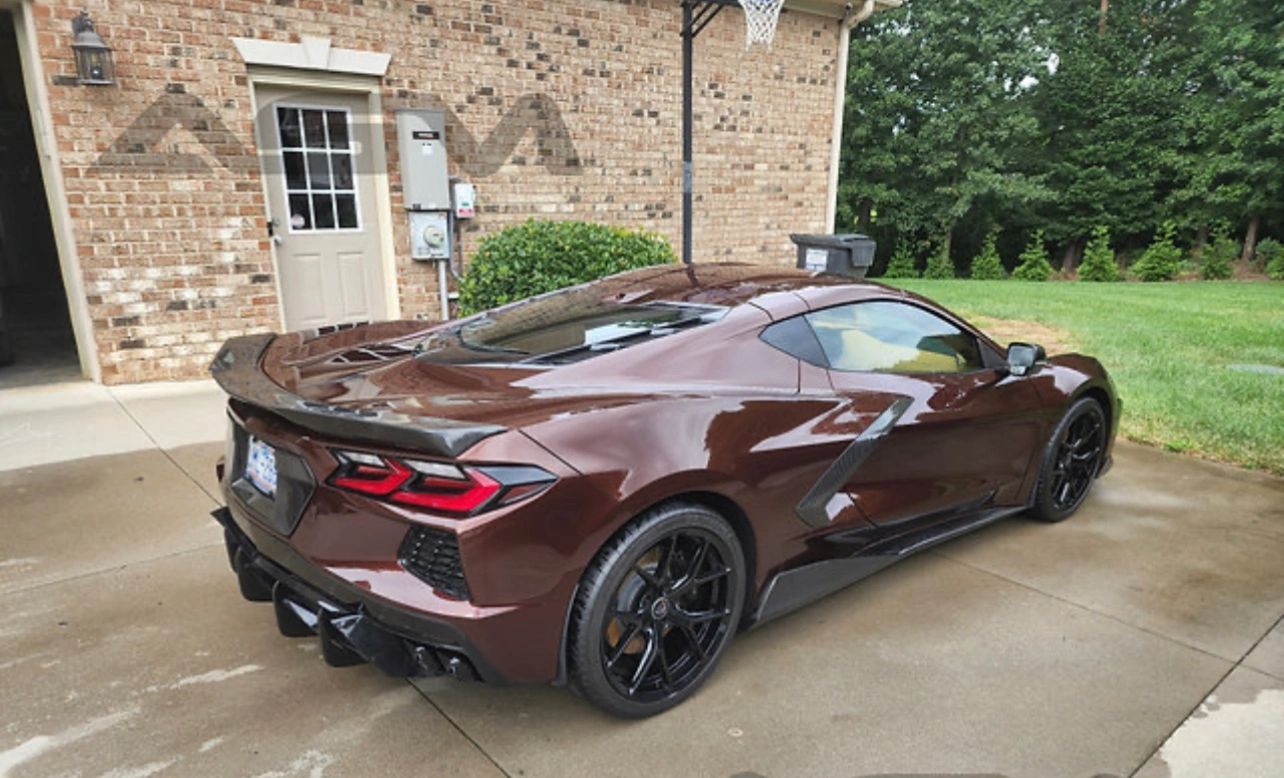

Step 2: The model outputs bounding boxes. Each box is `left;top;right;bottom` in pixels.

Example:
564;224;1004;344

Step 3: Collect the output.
693;566;731;587
681;625;706;660
606;622;641;669
657;637;675;692
673;539;711;595
671;606;728;626
633;564;662;592
628;629;659;695
657;536;677;586
1056;479;1073;506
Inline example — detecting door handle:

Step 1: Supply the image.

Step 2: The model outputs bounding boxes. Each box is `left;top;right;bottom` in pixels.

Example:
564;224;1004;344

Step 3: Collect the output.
267;217;283;246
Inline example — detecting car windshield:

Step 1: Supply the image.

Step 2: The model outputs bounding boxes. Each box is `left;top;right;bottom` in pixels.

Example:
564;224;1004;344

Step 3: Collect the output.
416;295;726;365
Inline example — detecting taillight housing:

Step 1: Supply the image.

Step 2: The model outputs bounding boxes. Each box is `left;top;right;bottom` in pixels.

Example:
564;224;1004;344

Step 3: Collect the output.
328;450;554;517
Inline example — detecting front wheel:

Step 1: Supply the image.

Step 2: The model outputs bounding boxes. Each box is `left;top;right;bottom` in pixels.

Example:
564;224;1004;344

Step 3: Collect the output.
1029;397;1107;522
568;502;746;718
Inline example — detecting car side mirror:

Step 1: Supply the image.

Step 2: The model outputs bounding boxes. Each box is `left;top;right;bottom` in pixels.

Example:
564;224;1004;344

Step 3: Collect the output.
1006;342;1046;377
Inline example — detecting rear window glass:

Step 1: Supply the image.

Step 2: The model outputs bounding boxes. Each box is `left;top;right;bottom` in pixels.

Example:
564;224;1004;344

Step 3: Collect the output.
416;294;726;365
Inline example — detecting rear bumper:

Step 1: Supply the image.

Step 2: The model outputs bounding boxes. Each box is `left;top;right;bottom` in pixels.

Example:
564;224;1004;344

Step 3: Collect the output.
213;506;502;683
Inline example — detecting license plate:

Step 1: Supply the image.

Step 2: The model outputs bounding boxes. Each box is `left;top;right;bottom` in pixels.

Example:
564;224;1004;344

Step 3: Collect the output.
245;437;278;497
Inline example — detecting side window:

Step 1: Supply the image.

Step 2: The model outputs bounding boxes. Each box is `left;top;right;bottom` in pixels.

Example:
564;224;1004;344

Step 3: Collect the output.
805;301;984;374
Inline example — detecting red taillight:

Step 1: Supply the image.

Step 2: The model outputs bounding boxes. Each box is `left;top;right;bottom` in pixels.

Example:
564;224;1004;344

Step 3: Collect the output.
328;451;552;516
391;469;501;512
332;458;412;496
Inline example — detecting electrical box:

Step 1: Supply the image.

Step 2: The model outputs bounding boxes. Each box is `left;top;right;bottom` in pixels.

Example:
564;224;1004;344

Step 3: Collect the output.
396;109;451;211
409;211;451;261
453;181;476;219
790;233;876;279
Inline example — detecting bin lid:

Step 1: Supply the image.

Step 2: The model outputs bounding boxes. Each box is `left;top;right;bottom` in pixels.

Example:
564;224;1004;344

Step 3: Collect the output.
789;233;874;249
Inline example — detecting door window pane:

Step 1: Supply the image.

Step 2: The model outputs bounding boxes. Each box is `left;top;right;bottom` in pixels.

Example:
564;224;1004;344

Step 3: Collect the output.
283;151;306;190
277;108;302;148
335;195;358;229
303;110;327;148
330;154;353;189
312;194;336;229
276;105;360;232
326;110;349;149
306;152;331;189
288;194;312;230
806;302;983;373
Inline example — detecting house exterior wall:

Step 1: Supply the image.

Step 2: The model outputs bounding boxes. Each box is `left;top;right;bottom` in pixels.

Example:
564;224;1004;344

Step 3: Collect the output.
28;0;840;384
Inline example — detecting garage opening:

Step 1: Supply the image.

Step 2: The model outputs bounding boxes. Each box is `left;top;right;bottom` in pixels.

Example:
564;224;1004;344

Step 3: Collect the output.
0;9;80;388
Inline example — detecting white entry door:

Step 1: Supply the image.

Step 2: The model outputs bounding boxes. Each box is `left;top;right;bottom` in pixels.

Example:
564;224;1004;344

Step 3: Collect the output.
254;86;389;330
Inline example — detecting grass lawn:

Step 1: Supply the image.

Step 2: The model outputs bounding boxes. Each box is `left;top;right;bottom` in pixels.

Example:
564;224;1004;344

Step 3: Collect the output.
889;280;1284;475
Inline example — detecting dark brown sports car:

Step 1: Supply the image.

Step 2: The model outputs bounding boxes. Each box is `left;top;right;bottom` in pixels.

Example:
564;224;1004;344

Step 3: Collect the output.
211;263;1119;717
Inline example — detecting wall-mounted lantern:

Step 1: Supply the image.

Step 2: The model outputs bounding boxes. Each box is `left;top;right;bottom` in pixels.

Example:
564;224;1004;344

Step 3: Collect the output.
71;12;114;86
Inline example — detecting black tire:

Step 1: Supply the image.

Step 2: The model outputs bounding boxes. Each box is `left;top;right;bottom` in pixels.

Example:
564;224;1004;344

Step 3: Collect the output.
568;501;746;718
1029;397;1107;522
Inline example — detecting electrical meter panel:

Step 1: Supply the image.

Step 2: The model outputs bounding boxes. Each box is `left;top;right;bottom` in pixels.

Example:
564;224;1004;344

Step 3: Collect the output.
453;181;476;219
396;109;450;211
409;211;451;261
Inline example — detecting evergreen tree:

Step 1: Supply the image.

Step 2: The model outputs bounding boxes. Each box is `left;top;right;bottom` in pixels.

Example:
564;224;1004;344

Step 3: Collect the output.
1012;230;1054;281
1201;231;1235;280
969;231;1007;279
881;243;920;279
839;0;1051;255
923;246;955;279
1030;0;1188;269
1077;226;1120;282
1132;222;1185;281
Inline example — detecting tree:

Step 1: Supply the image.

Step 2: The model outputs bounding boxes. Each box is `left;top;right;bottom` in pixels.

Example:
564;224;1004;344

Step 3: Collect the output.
1131;222;1185;281
839;0;1052;256
881;243;919;279
923;245;955;279
1078;226;1120;281
1188;0;1284;263
1200;230;1235;280
1012;230;1054;281
969;231;1007;279
1029;0;1189;270
1255;238;1283;274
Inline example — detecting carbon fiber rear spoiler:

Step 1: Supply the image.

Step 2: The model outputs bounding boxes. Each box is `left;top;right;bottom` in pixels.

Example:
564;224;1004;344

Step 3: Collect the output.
210;333;506;458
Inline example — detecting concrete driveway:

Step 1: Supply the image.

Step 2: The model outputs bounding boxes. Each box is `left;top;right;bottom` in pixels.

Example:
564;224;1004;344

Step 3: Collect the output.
2;381;1282;778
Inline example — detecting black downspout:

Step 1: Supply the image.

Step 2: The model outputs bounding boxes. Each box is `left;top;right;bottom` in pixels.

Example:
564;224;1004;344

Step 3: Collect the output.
682;1;694;265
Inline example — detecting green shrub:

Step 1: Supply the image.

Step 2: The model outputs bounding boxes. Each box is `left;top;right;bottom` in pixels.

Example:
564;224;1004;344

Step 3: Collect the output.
1012;230;1054;281
1267;252;1284;281
458;220;675;314
1255;238;1283;278
1131;221;1185;282
1201;231;1235;280
923;246;955;279
881;243;920;279
1077;226;1120;282
969;232;1006;280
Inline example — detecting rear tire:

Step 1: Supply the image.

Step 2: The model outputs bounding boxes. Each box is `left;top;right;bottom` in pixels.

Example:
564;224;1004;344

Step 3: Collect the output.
568;501;745;718
1029;397;1107;522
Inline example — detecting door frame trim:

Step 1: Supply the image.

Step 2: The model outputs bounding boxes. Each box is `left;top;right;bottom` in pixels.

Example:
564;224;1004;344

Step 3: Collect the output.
2;0;100;381
247;66;401;329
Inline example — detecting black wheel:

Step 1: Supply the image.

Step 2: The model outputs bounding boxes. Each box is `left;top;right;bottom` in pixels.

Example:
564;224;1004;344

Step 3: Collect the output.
568;501;745;718
1029;397;1107;522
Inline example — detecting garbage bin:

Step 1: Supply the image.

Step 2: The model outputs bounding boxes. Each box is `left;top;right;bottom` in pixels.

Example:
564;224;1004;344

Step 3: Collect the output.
790;233;876;279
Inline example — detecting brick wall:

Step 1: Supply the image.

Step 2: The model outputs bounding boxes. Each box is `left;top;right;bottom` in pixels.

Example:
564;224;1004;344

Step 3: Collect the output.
31;0;839;383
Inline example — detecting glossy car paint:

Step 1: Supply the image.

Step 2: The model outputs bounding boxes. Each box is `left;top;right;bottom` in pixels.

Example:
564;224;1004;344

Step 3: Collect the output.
213;263;1119;685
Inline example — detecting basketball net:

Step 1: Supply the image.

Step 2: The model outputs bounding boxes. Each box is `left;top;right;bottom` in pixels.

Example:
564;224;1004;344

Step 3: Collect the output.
741;0;785;47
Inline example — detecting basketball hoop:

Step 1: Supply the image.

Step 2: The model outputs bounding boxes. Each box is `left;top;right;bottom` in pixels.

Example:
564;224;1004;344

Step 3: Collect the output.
740;0;785;47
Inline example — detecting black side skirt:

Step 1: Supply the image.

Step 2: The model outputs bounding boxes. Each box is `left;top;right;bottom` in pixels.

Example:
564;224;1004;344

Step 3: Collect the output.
751;505;1025;625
